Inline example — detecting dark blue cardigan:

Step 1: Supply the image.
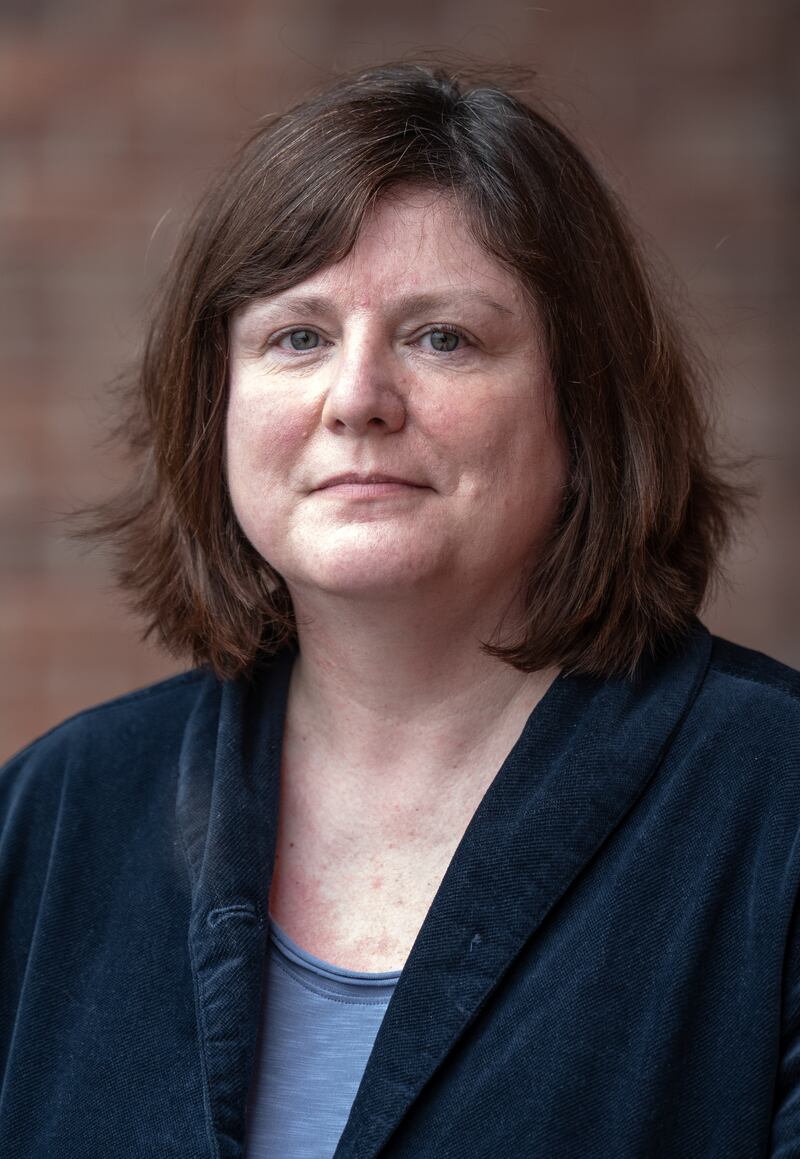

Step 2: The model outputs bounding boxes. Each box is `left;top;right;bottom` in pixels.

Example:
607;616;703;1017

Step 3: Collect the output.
2;620;800;1157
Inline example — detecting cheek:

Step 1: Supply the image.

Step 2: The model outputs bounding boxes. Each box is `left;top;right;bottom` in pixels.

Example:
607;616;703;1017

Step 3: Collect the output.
225;380;313;482
441;391;565;490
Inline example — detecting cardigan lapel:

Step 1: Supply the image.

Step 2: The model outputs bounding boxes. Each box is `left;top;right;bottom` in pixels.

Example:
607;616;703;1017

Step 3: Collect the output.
334;620;713;1158
176;653;294;1159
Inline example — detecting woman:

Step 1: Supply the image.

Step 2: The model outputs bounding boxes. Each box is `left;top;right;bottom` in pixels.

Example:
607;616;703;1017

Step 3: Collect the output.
1;61;798;1159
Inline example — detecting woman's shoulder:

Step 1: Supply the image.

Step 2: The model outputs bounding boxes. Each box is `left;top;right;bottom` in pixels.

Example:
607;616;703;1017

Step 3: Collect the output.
684;629;800;771
707;632;800;702
0;667;219;810
703;632;800;720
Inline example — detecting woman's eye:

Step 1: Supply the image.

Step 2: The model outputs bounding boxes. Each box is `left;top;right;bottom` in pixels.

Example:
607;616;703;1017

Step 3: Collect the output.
270;325;467;355
278;328;321;351
424;327;465;353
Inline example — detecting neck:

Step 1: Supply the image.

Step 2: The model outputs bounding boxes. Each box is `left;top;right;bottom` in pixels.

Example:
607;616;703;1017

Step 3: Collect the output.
284;585;559;803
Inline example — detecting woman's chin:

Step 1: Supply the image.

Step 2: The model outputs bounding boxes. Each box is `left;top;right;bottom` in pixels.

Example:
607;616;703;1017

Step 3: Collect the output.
283;553;449;602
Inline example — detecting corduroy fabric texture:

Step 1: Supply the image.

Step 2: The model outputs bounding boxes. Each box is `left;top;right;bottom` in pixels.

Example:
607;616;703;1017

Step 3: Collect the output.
1;618;799;1157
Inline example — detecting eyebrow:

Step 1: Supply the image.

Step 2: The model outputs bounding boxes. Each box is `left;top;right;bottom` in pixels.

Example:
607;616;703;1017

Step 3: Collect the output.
245;288;517;321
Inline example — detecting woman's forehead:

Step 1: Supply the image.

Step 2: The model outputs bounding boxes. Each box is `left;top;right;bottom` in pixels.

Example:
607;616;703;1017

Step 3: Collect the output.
237;190;532;325
340;188;509;284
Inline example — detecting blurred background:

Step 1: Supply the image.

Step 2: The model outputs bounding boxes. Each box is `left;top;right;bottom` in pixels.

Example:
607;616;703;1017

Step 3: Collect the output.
1;0;797;759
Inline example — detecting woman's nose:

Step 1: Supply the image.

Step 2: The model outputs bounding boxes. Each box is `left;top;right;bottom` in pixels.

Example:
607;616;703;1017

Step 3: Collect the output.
320;337;407;435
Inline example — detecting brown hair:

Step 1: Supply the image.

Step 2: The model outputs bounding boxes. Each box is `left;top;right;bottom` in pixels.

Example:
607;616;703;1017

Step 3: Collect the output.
86;60;751;680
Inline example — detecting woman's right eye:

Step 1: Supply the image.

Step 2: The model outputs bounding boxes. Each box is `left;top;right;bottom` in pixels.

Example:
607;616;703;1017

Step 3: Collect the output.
276;328;321;352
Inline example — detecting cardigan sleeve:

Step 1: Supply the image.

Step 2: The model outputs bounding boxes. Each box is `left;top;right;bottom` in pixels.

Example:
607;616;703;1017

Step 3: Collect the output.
0;727;76;1007
769;881;800;1154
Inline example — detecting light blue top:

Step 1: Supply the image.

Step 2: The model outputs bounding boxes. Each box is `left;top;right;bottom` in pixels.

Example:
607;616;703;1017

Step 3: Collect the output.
244;916;402;1158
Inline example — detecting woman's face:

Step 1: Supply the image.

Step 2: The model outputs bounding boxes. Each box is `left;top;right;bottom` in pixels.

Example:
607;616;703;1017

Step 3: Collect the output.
226;187;567;612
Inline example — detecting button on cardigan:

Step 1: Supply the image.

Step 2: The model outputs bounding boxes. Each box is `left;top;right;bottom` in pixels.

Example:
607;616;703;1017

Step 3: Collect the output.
1;618;800;1157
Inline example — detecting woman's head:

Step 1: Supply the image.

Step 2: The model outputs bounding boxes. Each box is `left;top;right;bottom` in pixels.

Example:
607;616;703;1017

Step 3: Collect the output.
94;61;747;679
226;185;567;631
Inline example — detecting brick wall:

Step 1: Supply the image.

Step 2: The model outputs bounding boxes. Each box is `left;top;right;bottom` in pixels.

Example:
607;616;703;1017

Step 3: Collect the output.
1;0;796;758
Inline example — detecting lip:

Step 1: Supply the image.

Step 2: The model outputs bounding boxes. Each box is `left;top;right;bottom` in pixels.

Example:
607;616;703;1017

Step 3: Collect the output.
315;472;425;490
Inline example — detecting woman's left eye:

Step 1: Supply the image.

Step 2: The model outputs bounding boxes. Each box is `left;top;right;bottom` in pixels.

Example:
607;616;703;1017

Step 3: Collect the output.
420;326;467;353
277;328;322;351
